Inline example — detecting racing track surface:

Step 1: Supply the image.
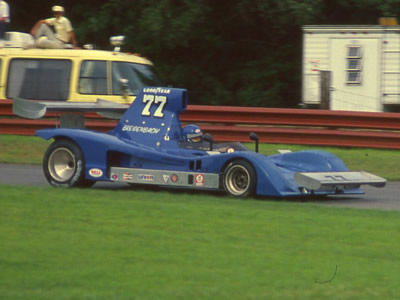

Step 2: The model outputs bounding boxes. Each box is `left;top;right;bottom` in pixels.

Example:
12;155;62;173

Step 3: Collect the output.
1;164;399;211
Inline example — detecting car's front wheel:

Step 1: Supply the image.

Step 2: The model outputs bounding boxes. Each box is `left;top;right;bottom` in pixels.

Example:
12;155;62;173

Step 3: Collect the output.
223;159;256;197
43;139;94;188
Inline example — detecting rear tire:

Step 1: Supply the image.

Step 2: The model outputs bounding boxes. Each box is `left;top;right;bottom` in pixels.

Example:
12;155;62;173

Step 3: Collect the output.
43;139;94;188
223;160;256;197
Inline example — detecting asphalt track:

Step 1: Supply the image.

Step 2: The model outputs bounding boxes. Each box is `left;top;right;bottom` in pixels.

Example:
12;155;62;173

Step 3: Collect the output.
1;164;399;211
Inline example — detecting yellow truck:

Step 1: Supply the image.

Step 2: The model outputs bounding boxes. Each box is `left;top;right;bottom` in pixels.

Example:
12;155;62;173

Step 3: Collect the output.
1;32;161;104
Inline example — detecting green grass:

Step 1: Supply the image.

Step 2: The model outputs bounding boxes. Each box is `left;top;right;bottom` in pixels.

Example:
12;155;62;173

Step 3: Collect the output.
1;135;399;298
1;134;399;180
1;185;400;299
0;135;51;164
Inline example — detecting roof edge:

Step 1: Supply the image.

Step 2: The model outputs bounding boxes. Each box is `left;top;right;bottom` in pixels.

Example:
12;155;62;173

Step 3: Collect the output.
303;25;400;33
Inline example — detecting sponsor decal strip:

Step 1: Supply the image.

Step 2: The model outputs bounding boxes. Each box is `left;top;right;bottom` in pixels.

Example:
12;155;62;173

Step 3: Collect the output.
109;167;219;189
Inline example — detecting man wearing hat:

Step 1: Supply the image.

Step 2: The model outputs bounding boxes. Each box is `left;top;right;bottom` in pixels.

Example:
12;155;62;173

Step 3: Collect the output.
0;0;10;39
30;5;77;49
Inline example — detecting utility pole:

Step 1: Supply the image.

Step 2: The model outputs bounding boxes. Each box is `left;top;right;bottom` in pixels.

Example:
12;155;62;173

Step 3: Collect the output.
320;71;331;110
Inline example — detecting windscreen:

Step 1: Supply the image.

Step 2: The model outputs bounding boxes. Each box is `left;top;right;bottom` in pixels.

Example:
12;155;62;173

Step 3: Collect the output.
112;62;162;96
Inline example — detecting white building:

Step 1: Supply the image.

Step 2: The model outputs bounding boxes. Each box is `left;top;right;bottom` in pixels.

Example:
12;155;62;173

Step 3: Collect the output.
302;21;400;112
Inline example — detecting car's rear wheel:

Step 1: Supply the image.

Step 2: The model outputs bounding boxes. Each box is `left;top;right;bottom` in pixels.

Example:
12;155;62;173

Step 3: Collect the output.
43;139;94;188
223;159;256;197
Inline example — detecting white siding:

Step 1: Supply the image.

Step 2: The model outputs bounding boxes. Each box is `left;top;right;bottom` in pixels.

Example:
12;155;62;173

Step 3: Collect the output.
302;33;330;104
381;30;400;104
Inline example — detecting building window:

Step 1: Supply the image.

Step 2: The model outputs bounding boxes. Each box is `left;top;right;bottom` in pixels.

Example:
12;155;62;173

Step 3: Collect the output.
346;46;362;84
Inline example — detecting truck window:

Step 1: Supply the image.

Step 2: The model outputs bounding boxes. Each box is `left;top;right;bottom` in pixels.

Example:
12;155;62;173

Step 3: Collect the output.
7;59;71;100
79;60;108;95
111;62;162;95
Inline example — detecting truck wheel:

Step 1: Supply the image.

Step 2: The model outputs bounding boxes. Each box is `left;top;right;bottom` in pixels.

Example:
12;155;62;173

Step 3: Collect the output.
43;139;94;188
223;160;256;197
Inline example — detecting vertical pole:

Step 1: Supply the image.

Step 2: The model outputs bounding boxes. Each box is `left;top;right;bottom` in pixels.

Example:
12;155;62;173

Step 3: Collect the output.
60;112;85;128
320;71;331;110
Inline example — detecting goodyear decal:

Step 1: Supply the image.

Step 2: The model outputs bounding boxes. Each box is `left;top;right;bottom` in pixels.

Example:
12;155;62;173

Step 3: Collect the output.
143;88;171;94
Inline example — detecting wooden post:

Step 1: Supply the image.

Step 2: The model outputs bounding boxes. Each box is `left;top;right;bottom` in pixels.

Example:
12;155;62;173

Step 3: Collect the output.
60;112;85;128
320;71;331;110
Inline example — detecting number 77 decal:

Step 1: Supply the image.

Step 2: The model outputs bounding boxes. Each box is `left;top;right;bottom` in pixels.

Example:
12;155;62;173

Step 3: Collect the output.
142;94;168;118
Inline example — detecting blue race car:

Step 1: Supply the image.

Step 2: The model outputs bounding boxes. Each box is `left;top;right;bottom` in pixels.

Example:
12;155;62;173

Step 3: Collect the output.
36;87;386;197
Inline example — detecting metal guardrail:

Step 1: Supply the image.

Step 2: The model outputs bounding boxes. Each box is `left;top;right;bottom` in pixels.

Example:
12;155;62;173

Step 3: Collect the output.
1;100;400;149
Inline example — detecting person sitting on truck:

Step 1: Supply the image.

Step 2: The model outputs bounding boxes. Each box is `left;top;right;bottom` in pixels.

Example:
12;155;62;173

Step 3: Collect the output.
0;0;10;40
30;5;77;49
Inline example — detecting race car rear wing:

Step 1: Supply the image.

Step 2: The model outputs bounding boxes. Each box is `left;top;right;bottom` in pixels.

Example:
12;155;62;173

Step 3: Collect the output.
294;171;386;191
12;97;129;128
13;97;129;119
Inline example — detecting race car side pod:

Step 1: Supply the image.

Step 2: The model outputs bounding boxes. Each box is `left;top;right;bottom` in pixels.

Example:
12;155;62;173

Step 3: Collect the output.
249;132;259;153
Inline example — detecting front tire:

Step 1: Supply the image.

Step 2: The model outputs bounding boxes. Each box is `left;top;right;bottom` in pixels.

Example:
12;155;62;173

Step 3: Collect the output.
43;139;94;188
223;159;256;197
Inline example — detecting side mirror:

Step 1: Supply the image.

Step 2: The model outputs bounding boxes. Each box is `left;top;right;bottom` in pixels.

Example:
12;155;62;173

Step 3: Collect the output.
203;133;214;151
249;132;259;153
119;78;132;101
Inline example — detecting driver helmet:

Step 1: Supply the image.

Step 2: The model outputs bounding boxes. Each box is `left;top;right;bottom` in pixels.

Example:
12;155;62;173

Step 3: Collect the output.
182;124;203;143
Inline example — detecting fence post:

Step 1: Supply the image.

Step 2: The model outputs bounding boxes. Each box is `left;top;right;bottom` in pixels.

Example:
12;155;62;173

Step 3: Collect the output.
320;71;331;110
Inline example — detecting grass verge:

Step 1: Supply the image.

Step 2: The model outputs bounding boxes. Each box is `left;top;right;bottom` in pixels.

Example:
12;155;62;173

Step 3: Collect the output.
1;185;400;299
0;135;51;165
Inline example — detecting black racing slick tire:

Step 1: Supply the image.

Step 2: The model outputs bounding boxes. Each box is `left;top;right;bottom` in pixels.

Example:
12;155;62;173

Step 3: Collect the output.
43;139;94;188
223;159;256;197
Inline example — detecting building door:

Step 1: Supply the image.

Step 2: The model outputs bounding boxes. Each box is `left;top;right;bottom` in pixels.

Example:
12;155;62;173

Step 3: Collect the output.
330;38;380;111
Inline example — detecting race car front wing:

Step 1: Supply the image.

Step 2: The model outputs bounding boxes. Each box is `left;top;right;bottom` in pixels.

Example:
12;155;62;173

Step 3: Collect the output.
294;171;386;191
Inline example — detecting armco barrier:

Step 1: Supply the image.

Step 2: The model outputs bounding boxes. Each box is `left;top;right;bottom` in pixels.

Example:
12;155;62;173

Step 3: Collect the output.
1;99;400;149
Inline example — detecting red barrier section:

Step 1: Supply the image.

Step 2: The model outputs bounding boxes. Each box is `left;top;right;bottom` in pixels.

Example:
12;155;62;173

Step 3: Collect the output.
1;100;400;149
